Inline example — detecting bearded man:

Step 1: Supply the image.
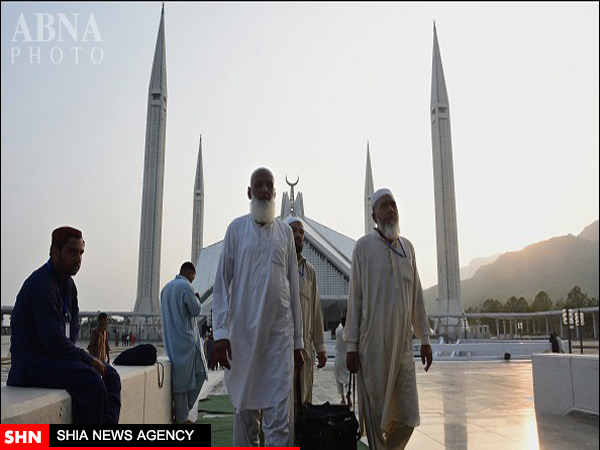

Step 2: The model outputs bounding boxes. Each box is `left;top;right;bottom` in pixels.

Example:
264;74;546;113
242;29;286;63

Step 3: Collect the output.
345;188;432;449
211;167;304;446
286;217;326;407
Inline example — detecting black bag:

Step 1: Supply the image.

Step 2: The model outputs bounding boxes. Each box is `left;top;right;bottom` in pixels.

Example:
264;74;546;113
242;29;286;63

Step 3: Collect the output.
113;344;157;366
295;372;360;450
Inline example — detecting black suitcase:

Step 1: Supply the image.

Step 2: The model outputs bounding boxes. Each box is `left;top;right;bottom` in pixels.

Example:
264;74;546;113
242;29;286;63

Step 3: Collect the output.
295;372;360;450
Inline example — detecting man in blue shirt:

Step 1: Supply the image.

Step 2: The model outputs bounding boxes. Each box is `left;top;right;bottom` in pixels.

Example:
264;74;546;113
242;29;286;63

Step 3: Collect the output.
7;227;121;424
161;262;207;424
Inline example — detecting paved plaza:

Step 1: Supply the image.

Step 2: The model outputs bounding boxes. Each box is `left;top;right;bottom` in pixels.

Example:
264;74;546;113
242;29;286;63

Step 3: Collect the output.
310;359;599;450
2;335;598;449
198;358;598;449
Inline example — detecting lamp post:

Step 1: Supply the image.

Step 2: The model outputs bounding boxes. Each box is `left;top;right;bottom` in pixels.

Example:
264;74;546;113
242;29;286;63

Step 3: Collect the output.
562;308;573;353
574;309;585;354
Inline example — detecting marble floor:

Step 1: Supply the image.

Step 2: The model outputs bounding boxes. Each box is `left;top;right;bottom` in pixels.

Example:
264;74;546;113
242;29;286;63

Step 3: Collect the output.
310;360;599;450
2;334;598;449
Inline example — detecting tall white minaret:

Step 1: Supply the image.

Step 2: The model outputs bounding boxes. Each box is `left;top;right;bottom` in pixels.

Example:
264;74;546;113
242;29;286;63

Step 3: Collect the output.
191;134;204;265
133;5;167;318
364;141;375;235
430;23;464;339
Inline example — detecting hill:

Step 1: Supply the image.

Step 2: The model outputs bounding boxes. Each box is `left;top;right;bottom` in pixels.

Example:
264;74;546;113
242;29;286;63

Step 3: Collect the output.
460;254;500;280
424;221;599;311
578;220;599;242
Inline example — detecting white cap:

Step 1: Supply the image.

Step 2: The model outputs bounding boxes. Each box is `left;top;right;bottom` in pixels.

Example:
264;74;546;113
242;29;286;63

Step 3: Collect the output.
371;188;394;209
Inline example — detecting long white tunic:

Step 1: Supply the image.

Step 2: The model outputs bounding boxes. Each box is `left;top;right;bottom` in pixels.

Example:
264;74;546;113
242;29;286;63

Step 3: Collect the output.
161;275;206;394
344;231;430;432
213;215;304;410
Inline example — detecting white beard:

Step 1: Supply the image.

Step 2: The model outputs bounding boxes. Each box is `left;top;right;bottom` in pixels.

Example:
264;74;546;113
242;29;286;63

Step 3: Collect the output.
250;197;276;224
379;220;400;240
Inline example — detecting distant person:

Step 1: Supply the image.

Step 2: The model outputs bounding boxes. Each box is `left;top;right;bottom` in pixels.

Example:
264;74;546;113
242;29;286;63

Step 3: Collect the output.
211;167;304;446
130;331;135;347
334;316;350;405
345;189;432;449
286;217;326;406
549;332;564;353
204;333;214;370
121;332;127;347
161;261;207;424
88;312;110;363
114;329;120;347
7;227;121;423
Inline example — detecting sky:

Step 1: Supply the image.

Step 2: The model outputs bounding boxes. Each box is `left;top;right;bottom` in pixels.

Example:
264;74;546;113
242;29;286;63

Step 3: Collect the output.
1;2;598;313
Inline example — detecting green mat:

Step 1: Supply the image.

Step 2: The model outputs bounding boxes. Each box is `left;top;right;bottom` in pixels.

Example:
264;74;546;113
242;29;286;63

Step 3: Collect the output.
197;395;234;447
196;394;369;448
198;394;235;415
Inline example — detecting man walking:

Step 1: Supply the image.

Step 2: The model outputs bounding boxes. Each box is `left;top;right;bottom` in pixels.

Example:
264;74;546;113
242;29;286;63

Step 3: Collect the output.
286;216;326;406
345;189;432;449
211;167;304;446
161;262;207;424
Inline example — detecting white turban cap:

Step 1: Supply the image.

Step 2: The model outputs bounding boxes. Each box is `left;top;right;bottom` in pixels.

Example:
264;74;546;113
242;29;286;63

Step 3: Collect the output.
371;188;395;209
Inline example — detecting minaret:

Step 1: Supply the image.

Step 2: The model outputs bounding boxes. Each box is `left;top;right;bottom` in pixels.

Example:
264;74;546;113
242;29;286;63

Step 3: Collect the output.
133;5;167;321
430;23;464;339
364;141;375;235
191;135;204;266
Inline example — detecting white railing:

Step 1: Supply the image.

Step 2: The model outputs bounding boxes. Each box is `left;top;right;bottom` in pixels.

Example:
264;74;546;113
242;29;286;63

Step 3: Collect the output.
421;341;552;360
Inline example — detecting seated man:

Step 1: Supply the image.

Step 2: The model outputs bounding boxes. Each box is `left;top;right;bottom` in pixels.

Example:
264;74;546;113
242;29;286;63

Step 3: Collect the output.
7;227;121;424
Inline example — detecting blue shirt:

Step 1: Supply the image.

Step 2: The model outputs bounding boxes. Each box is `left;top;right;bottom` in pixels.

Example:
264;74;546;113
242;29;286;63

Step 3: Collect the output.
8;260;92;385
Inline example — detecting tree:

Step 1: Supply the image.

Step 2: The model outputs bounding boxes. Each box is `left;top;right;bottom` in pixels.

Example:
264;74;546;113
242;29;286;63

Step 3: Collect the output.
505;296;529;312
531;291;553;311
566;286;590;308
482;298;504;312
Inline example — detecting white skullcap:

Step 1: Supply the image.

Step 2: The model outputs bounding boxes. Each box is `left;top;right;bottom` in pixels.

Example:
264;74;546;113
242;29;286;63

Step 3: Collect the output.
285;216;303;226
371;188;395;208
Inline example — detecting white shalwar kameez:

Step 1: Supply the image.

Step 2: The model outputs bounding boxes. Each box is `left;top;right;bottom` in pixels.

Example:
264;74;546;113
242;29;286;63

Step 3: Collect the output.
334;323;350;396
344;231;430;450
213;215;303;446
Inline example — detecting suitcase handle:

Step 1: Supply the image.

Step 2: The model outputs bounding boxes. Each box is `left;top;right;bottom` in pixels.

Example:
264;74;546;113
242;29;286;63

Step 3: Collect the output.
346;372;356;411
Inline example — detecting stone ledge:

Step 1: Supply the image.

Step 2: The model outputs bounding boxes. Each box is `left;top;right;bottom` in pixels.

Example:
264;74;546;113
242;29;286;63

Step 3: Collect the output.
1;357;171;424
532;353;599;416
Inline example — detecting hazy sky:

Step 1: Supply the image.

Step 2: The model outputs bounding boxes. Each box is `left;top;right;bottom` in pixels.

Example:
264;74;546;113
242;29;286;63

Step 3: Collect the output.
1;2;598;312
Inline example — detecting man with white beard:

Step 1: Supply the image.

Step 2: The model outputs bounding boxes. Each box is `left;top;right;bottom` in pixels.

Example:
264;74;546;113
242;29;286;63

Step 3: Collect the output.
345;188;432;450
211;167;304;446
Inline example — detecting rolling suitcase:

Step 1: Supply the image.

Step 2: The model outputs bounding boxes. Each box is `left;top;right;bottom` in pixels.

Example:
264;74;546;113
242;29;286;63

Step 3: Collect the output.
295;371;360;450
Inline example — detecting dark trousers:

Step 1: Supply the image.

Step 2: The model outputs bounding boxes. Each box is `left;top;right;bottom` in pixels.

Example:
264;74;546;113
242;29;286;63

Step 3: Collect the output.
13;359;121;424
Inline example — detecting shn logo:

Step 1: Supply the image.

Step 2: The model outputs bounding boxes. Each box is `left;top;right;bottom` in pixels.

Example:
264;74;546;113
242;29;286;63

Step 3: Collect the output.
10;12;104;64
4;431;42;444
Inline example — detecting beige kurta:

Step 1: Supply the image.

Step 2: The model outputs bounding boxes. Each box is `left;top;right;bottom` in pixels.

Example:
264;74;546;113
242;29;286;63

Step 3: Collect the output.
296;255;326;404
344;231;430;436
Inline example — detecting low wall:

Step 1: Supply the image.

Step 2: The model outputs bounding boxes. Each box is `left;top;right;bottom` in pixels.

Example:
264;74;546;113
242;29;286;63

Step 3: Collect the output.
532;353;599;416
1;357;171;424
428;341;552;360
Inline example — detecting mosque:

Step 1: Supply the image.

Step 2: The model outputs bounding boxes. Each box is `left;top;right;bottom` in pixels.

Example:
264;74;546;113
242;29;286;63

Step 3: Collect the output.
132;6;465;339
192;175;358;331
